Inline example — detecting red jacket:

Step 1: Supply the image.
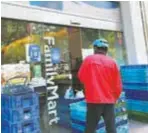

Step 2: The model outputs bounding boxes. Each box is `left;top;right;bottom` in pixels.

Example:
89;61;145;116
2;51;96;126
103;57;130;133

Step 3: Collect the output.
78;54;122;103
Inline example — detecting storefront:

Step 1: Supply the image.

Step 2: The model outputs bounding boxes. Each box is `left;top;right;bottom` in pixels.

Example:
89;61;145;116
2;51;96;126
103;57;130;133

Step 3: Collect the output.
1;1;128;133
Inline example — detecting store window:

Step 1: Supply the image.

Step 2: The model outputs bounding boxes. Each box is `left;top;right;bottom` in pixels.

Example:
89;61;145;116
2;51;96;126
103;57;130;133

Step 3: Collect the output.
99;30;127;65
1;19;28;64
1;19;71;78
81;28;98;60
1;19;73;133
81;28;127;65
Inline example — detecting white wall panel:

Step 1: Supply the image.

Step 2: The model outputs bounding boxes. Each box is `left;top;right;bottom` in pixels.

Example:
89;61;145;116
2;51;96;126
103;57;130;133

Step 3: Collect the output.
1;2;121;31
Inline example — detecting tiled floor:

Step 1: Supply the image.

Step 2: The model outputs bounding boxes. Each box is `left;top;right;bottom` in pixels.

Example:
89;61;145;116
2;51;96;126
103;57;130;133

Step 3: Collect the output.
129;120;148;133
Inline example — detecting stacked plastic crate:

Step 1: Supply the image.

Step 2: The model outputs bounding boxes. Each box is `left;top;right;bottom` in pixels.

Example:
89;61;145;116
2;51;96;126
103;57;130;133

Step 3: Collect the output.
69;92;129;133
120;65;148;122
57;97;73;129
2;85;40;133
57;97;84;129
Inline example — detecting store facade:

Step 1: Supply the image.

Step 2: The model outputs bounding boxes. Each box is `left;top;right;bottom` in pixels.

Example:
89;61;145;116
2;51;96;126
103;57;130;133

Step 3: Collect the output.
1;1;145;133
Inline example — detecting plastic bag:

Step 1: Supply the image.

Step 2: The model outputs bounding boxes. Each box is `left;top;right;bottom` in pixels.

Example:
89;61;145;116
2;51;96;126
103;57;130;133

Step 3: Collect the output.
64;87;75;99
75;90;85;98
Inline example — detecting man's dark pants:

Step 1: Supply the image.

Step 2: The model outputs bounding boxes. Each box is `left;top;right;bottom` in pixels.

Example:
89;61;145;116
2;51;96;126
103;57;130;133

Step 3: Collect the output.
85;103;116;133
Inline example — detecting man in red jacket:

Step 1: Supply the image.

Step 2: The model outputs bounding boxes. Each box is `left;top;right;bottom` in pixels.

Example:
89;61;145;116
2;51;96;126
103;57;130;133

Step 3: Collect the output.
78;39;122;133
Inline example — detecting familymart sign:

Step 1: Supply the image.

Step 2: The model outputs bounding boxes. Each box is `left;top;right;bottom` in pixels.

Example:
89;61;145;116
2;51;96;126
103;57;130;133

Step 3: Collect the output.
44;37;60;125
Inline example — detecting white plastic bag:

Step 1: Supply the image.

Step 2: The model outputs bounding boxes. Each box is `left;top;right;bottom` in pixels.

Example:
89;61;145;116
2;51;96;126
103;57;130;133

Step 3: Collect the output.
64;86;74;99
75;90;85;98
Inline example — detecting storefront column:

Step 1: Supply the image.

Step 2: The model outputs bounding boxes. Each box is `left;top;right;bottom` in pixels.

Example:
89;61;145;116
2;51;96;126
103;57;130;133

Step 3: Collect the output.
120;1;148;64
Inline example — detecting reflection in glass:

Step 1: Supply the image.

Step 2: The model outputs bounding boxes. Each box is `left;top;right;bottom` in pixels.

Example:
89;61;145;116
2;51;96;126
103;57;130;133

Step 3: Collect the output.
99;30;127;65
81;28;127;65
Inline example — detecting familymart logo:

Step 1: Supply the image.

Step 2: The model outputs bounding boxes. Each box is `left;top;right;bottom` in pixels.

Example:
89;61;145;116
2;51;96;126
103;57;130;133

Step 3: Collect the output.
44;37;60;125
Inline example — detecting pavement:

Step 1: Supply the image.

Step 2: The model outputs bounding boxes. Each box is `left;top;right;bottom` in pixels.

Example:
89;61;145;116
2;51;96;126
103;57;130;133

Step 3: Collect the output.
129;120;148;133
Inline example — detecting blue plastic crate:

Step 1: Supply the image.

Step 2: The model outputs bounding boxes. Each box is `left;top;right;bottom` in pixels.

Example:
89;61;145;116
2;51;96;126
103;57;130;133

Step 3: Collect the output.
70;103;126;119
120;65;148;73
121;70;148;75
121;68;148;72
71;119;128;133
70;105;127;122
58;121;71;129
121;78;148;83
121;75;148;83
69;94;126;113
2;84;33;96
2;118;40;133
57;105;69;113
72;125;129;133
120;65;148;83
2;105;39;123
57;97;85;105
125;89;148;101
123;83;148;91
58;113;71;129
125;89;148;100
121;64;148;68
120;65;148;72
2;93;39;109
72;124;106;133
126;99;148;113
